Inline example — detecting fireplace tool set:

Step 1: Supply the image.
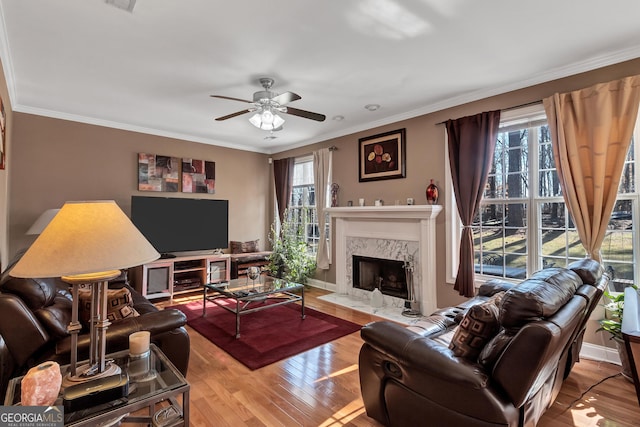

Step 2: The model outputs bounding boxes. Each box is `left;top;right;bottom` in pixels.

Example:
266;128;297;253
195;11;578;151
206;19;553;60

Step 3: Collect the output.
402;255;421;317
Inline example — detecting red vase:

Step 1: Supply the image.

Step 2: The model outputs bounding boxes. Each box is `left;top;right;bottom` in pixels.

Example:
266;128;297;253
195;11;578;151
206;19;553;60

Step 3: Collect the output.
426;179;439;205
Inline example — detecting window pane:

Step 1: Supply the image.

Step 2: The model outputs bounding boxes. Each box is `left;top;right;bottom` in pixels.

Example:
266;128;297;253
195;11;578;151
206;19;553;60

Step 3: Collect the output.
602;200;635;291
473;202;527;280
504;232;527;254
481;204;504;226
567;231;585;258
540;202;566;229
619;138;635;195
504;254;527;279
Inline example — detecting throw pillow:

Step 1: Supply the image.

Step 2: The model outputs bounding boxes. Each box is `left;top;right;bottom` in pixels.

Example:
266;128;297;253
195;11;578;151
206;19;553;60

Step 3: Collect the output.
78;287;139;329
449;301;500;360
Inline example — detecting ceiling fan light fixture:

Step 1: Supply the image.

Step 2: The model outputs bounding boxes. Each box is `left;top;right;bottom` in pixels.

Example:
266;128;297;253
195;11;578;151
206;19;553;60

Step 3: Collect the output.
249;110;285;131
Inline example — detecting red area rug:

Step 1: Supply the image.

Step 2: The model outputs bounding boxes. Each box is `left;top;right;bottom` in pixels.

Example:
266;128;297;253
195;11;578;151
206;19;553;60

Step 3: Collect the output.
168;299;362;370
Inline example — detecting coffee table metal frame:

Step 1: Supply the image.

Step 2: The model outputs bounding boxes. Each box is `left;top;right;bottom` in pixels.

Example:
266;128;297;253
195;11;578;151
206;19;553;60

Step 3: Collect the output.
4;344;189;426
203;277;305;338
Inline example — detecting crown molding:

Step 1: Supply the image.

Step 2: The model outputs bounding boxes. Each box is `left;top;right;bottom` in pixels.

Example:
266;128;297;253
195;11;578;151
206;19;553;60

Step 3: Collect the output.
12;104;271;154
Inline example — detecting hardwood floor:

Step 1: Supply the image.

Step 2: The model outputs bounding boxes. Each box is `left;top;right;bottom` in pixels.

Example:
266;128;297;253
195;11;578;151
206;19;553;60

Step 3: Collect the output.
152;287;640;426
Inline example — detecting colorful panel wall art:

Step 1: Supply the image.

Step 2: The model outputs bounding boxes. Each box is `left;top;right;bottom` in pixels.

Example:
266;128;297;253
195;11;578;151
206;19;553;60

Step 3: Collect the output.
137;153;180;192
182;158;215;194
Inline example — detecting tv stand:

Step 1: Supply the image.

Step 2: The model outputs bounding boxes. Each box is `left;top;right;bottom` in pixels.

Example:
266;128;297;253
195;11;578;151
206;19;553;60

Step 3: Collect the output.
130;253;230;300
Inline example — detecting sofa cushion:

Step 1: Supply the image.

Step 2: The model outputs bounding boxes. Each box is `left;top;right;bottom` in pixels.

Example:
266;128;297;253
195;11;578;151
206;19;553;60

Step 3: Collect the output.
230;239;260;254
568;258;603;286
478;278;516;297
500;267;581;330
449;300;500;360
78;287;139;328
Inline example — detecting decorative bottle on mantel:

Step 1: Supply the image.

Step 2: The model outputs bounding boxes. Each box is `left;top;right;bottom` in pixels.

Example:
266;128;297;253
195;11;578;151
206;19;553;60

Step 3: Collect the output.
426;179;439;205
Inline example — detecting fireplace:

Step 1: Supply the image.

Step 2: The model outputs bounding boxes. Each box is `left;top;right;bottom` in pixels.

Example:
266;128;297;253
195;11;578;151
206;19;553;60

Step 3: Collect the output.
353;255;408;299
325;205;442;315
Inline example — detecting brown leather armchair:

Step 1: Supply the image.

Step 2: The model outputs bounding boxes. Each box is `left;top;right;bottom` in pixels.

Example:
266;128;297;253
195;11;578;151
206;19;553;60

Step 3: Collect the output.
0;251;190;397
358;259;607;427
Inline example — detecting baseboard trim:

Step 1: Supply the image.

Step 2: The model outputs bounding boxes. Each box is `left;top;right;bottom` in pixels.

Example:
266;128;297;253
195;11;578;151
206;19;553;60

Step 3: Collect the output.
580;342;621;365
307;278;336;292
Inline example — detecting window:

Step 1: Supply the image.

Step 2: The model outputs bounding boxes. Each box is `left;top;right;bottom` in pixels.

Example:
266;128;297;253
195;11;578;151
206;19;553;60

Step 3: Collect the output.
447;105;640;289
288;156;320;254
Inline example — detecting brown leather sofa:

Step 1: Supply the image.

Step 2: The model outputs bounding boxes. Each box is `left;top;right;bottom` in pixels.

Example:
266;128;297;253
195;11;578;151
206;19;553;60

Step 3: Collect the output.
0;250;190;397
359;259;608;427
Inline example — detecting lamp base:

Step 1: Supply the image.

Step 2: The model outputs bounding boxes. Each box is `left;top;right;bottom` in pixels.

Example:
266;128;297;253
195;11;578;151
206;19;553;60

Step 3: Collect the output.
62;361;121;388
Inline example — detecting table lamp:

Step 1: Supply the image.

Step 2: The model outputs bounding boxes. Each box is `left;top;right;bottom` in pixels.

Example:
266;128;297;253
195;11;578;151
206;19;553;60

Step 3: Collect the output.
10;200;160;386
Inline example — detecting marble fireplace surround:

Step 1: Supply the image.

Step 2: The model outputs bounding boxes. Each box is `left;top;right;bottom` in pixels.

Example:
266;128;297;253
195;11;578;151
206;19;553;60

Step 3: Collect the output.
325;205;442;316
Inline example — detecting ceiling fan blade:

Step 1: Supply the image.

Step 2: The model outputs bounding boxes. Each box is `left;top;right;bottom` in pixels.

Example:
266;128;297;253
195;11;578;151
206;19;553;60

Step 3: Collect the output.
210;95;253;103
272;91;301;105
285;107;326;122
215;109;252;121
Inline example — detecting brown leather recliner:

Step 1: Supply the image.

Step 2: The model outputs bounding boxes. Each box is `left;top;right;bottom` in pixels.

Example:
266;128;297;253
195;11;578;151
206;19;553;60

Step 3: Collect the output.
358;259;607;427
0;250;190;397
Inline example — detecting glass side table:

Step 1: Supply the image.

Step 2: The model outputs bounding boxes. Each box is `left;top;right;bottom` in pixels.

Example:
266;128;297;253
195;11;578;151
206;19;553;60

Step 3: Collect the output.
4;344;190;426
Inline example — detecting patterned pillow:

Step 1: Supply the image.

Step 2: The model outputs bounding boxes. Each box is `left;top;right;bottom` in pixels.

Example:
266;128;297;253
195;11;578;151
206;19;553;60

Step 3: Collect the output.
449;301;500;360
78;287;139;328
230;239;260;254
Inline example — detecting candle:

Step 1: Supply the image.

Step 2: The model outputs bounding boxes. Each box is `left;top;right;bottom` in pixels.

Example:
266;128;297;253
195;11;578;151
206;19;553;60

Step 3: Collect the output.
129;331;150;356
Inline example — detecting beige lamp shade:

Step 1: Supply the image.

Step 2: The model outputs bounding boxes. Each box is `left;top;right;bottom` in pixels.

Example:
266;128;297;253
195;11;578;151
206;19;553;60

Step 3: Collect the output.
11;200;160;278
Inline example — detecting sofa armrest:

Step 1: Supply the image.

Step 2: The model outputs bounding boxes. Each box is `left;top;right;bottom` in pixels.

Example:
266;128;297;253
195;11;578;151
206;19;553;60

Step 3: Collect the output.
360;321;488;387
359;321;518;425
0;294;50;366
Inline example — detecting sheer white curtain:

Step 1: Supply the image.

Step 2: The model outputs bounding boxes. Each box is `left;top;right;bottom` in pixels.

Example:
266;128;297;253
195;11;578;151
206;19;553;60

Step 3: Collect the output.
313;148;332;270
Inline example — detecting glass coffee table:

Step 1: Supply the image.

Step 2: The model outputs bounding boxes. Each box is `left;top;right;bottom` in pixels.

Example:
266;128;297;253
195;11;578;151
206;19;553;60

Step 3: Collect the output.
203;276;305;338
4;344;189;426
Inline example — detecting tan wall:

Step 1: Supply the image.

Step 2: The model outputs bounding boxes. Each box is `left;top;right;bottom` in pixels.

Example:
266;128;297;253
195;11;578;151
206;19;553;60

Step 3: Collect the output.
8;113;271;259
275;57;640;350
0;58;12;271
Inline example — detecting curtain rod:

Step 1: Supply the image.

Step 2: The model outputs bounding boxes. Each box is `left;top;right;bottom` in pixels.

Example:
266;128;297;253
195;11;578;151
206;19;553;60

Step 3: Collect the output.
435;100;543;125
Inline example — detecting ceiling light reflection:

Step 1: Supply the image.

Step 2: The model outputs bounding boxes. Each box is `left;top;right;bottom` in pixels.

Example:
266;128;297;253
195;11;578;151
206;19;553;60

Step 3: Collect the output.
348;0;430;40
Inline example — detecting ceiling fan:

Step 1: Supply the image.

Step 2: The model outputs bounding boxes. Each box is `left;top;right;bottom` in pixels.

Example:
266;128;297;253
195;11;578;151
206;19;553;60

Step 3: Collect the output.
210;78;326;131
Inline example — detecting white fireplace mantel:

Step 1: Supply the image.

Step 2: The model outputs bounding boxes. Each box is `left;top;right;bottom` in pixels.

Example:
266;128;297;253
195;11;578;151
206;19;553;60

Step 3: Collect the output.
326;205;442;316
326;205;442;220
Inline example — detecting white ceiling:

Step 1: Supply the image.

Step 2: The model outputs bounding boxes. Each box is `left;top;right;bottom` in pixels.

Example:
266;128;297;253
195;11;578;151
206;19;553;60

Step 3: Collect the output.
1;0;640;154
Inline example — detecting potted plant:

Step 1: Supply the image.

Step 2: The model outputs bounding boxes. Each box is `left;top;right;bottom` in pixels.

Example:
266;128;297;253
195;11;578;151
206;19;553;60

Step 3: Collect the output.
598;284;638;381
266;212;316;284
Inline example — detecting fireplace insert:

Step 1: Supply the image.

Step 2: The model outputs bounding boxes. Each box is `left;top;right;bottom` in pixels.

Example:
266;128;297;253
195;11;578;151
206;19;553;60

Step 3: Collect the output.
353;255;408;299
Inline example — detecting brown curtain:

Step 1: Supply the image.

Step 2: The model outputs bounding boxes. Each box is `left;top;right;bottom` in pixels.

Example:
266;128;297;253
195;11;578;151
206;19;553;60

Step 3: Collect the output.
273;157;295;224
446;111;501;297
543;75;640;262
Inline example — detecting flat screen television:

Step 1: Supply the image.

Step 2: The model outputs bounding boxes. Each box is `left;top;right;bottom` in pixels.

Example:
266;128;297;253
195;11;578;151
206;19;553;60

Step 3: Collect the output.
131;196;229;256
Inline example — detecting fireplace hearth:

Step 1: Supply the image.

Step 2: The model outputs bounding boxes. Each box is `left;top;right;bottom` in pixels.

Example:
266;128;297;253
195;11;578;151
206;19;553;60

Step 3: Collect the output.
353;255;408;299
